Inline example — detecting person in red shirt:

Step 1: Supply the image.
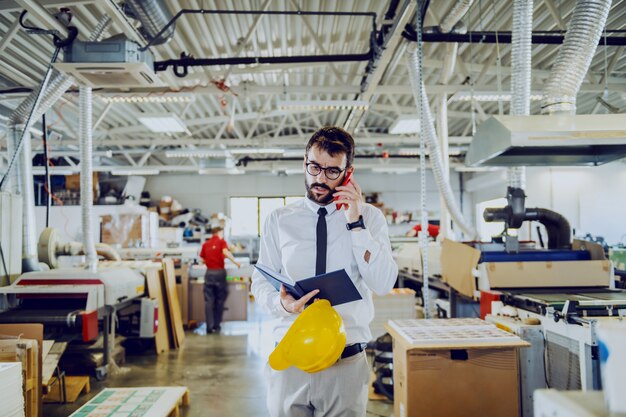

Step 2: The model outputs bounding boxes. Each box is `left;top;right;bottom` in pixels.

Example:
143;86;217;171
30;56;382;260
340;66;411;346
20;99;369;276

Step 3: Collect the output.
199;226;241;333
405;222;440;238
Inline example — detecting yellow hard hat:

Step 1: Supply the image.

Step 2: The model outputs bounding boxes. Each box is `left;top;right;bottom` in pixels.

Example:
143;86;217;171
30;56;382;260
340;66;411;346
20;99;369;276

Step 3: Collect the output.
269;299;346;373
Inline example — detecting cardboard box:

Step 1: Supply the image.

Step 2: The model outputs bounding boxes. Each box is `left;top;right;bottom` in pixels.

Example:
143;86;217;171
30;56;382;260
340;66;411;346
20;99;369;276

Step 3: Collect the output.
189;280;248;323
101;214;151;248
65;173;99;198
386;318;528;417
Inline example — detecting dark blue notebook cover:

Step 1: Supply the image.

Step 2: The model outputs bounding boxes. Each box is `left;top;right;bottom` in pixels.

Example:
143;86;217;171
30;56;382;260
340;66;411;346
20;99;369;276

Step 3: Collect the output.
254;264;362;306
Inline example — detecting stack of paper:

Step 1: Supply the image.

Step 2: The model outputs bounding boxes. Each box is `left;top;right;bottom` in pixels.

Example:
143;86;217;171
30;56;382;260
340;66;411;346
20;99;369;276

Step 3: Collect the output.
370;289;417;339
0;362;25;417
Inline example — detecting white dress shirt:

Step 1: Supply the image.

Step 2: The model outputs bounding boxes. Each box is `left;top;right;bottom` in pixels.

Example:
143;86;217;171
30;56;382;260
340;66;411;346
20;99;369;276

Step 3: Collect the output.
251;196;398;344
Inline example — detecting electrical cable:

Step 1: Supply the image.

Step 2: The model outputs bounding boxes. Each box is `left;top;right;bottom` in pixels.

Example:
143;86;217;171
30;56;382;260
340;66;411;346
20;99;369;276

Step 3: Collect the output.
415;0;430;319
42;113;51;228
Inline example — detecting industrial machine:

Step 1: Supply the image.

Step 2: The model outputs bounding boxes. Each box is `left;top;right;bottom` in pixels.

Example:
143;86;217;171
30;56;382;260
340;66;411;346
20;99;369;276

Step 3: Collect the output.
0;228;157;379
439;188;625;417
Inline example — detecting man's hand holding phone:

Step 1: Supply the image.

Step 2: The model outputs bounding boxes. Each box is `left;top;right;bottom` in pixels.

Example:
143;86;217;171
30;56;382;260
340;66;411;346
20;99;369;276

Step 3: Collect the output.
279;285;320;313
333;173;363;224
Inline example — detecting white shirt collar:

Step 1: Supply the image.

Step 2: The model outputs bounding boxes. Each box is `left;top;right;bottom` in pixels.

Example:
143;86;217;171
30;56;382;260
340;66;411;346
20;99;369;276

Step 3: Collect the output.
304;195;338;216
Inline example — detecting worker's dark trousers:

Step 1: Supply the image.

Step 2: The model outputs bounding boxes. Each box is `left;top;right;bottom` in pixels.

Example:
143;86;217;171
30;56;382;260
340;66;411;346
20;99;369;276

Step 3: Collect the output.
204;269;228;331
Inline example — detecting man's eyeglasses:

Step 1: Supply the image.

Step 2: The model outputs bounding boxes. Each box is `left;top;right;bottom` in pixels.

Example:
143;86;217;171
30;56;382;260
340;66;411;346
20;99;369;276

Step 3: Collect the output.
305;162;346;180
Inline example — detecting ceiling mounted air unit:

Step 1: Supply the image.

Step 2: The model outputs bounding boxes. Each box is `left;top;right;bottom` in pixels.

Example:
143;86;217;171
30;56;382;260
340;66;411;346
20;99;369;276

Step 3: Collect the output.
465;114;626;167
55;35;163;88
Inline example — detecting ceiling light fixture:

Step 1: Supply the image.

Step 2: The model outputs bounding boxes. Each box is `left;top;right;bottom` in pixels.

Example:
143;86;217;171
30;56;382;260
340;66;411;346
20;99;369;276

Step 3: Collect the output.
449;92;544;102
138;114;189;133
277;100;369;111
389;115;421;134
198;168;244;175
371;166;418;174
99;93;195;104
110;169;160;176
229;148;285;155
32;167;79;175
165;149;230;158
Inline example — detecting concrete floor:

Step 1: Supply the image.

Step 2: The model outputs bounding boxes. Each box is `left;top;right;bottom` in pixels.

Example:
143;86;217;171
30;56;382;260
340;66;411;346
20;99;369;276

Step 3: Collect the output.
44;305;394;417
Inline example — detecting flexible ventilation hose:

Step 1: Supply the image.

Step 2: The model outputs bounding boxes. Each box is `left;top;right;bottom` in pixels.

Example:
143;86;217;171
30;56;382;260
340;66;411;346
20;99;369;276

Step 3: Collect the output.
79;86;97;272
407;47;477;239
541;0;612;114
6;16;110;272
508;0;533;189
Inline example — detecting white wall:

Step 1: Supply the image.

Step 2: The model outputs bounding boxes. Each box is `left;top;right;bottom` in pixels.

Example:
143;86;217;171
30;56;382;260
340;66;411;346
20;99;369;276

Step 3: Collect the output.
143;170;465;222
467;161;626;244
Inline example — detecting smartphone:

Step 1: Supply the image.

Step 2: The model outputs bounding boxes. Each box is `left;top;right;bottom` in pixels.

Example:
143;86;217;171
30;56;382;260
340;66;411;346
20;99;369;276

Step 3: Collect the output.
334;171;353;210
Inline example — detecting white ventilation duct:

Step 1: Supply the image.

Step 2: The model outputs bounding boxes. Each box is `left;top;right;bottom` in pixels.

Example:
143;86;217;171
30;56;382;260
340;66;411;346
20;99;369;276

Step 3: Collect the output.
541;0;612;114
126;0;176;45
79;86;97;272
439;0;474;33
407;47;477;238
508;0;533;190
6;17;110;272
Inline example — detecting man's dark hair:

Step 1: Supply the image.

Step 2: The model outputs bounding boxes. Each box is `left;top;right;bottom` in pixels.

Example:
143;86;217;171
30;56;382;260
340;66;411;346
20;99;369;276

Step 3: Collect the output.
305;126;355;168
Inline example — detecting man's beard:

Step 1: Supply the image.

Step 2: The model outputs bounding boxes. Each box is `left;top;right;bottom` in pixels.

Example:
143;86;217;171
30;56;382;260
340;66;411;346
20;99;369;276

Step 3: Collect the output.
305;178;335;204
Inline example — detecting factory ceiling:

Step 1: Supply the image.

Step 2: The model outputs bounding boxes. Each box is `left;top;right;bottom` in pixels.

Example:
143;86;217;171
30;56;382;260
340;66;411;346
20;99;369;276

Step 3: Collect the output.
0;0;624;175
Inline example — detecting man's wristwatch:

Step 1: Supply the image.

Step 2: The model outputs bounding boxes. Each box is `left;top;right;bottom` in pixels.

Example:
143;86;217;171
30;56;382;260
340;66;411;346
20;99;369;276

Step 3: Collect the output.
346;215;366;231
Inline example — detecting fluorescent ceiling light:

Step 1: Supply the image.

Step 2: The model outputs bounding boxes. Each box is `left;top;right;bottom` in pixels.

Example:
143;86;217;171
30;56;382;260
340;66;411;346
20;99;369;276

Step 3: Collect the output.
398;147;463;156
32;168;78;175
277;100;369;111
371;166;418;174
165;149;229;158
99;93;195;104
389;115;420;134
449;91;544;102
284;168;303;175
455;166;504;172
44;150;113;158
229;148;285;155
198;168;244;175
111;169;160;176
138;114;188;133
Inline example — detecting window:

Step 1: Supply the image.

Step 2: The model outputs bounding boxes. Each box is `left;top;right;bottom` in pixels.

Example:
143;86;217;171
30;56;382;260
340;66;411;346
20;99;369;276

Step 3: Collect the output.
230;197;258;236
259;198;285;235
230;196;303;236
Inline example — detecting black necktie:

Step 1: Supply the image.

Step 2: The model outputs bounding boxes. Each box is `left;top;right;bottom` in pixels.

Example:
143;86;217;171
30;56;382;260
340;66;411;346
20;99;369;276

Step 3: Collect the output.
316;207;328;275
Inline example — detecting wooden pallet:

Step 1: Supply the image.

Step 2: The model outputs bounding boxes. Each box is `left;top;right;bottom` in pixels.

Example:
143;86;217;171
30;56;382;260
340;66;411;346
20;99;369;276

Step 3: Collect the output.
167;389;190;417
43;375;90;403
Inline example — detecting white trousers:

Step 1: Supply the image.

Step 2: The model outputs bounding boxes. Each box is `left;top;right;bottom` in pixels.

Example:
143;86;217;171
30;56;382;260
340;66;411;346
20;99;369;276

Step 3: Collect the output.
265;351;370;417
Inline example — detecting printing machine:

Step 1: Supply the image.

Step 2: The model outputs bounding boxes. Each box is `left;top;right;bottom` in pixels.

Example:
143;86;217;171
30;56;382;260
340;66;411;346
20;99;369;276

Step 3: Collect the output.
439;187;625;417
0;228;157;379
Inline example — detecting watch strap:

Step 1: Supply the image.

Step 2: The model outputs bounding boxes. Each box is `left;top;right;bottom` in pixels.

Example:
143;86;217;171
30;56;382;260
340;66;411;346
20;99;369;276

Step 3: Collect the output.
346;215;366;230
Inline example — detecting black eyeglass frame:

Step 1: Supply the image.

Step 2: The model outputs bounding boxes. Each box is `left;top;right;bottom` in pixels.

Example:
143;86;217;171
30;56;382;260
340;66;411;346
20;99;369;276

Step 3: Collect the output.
305;160;348;180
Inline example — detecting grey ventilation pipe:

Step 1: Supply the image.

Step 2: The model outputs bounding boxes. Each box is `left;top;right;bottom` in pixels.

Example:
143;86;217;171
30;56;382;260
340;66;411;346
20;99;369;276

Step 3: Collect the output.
436;0;474;238
484;207;571;249
439;0;474;33
6;17;110;272
541;0;612;114
508;0;533;190
126;0;176;45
